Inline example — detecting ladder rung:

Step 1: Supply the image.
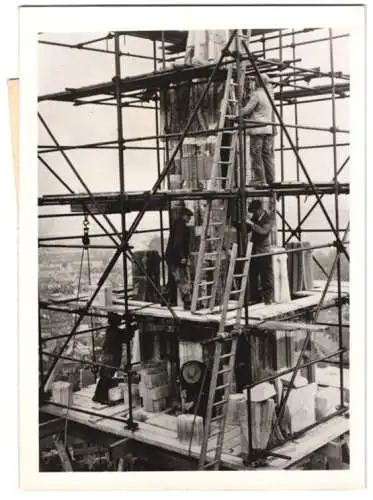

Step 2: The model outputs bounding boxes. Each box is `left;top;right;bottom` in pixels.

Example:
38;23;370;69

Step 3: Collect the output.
199;280;215;286
211;222;223;226
215;384;230;391
206;237;221;242
216;176;228;180
204;251;218;256
220;353;234;360
206;445;220;453
202;266;216;272
197;295;212;301
220;145;234;149
233;273;246;278
218;160;231;164
212;399;228;407
203;460;220;469
235;257;249;262
208;430;221;438
230;289;243;295
217;367;231;375
211;414;225;422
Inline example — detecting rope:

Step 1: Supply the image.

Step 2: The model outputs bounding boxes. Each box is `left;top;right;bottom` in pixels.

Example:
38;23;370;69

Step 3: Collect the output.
63;215;93;447
86;246;98;379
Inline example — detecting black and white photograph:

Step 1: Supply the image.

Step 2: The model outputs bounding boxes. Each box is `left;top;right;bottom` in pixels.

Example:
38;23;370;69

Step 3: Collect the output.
16;2;367;491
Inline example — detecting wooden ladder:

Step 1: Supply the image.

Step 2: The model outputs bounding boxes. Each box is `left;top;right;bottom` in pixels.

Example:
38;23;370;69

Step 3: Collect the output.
198;241;252;470
53;434;73;471
191;65;242;313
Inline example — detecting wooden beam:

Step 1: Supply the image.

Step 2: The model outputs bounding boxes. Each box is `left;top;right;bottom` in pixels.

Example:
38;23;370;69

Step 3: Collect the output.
108;437;132;461
53;435;73;472
39;418;65;439
253;320;329;332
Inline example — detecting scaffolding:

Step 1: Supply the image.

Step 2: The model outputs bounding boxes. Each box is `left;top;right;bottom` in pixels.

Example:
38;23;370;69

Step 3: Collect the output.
38;28;350;470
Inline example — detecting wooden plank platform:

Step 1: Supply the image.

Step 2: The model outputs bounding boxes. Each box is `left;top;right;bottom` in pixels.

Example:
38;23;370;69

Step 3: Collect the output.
99;282;348;329
41;379;349;470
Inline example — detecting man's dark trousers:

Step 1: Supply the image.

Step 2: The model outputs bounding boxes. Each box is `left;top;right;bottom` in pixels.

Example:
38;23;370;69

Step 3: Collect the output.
249;252;273;303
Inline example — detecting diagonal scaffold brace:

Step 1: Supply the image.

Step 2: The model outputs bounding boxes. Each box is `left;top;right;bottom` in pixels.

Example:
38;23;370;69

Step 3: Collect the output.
264;222;350;448
41;30;238;394
241;39;349;263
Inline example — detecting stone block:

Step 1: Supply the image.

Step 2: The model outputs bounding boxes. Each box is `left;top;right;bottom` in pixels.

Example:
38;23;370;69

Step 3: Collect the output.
281;382;317;434
315;386;341;419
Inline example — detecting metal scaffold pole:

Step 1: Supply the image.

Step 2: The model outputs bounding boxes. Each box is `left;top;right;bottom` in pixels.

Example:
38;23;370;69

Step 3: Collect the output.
113;32;137;430
241;39;349;262
39;297;45;395
37;29;350;470
235;30;249;325
292;29;302;241
153;39;166;286
278;30;286;247
328;28;345;408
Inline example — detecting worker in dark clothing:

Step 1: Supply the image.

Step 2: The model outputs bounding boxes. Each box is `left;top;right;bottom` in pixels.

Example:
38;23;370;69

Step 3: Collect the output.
246;199;274;305
92;312;123;404
165;207;193;310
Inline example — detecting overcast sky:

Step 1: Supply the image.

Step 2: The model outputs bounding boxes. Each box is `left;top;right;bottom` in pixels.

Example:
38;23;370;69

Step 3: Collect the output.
38;29;350;245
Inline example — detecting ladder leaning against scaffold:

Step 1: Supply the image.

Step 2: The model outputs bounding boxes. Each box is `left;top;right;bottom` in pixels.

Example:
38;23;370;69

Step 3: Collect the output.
190;32;250;314
198;240;253;470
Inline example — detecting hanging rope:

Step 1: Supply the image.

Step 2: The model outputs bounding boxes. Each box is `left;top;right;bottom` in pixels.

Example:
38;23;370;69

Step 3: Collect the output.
82;214;98;379
63;214;96;448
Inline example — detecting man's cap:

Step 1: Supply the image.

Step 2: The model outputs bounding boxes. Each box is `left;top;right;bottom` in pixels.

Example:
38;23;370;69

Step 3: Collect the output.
255;73;270;86
108;312;122;325
248;199;262;212
182;207;194;217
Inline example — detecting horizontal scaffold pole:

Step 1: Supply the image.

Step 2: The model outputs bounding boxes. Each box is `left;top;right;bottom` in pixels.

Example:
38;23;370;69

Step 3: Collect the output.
42;244;125;389
42;350;134;374
284;155;350;245
38;154;121;248
38;182;350;207
38;116;122;248
242;39;349;262
244;348;346;390
121;30;238;245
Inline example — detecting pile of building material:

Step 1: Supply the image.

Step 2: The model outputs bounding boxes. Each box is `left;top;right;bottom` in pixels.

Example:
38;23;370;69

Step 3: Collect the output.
238;383;277;452
239;401;276;452
316;364;350;403
139;362;170;412
249;329;297;379
280;375;317;434
51;381;73;407
315;386;341;419
319;434;349;470
272;248;291;303
226;393;246;426
108;385;123;404
286;241;314;294
179;340;204;367
177;414;204;446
